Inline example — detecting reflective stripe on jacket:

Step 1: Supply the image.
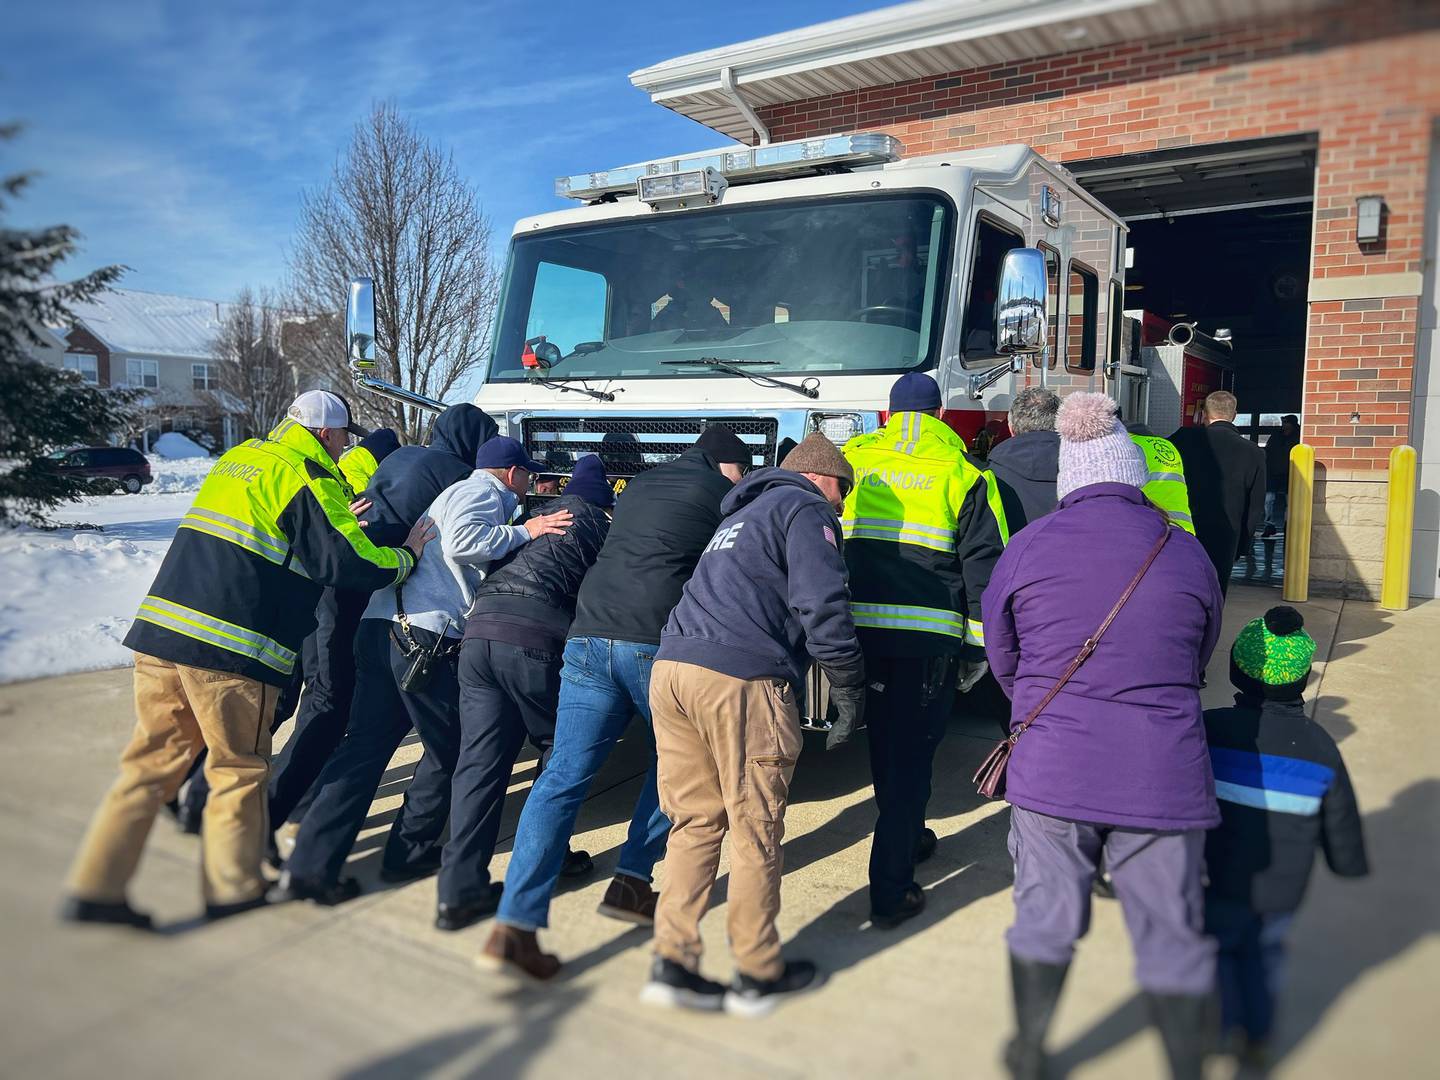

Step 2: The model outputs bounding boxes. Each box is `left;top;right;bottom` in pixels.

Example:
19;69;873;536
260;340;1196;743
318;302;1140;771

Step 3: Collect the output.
841;411;1009;656
124;419;416;686
1131;434;1196;535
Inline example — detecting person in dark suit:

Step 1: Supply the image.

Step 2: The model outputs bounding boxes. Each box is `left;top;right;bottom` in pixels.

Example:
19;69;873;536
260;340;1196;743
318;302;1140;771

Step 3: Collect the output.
1168;391;1267;597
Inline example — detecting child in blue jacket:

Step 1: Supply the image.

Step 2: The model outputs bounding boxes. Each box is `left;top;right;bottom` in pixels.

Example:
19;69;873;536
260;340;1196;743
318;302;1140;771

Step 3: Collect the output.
1203;606;1369;1064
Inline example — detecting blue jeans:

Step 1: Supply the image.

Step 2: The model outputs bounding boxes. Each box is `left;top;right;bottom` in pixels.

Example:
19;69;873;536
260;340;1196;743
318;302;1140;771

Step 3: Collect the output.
1264;490;1288;531
496;637;671;931
1206;896;1294;1042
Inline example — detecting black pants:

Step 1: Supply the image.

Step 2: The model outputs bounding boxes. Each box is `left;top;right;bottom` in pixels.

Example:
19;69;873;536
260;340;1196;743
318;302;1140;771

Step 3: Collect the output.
285;619;461;886
865;653;953;913
268;587;367;826
439;637;563;907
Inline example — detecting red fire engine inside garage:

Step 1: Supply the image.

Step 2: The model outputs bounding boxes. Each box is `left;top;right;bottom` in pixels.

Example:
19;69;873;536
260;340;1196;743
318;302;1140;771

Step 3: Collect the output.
632;0;1440;599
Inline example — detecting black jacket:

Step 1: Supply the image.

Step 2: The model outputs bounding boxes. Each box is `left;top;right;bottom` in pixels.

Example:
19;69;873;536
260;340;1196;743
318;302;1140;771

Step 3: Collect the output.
464;494;611;653
659;469;863;690
567;445;734;647
985;430;1060;533
362;404;498;547
1265;428;1300;492
1204;696;1369;913
1168;421;1266;580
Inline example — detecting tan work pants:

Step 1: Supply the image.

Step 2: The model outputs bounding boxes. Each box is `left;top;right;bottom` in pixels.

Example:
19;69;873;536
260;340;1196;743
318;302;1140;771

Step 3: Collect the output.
650;659;802;981
67;653;276;906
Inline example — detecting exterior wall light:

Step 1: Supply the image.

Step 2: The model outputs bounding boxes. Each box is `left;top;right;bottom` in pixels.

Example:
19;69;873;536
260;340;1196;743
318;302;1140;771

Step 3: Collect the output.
1356;195;1384;243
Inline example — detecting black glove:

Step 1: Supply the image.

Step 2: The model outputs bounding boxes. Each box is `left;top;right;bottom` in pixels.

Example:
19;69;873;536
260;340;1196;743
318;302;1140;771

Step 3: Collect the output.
957;659;989;693
825;682;867;751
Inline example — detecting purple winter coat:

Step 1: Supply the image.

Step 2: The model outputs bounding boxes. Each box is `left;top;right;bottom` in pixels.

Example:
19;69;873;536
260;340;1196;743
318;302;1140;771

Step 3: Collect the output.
982;483;1224;831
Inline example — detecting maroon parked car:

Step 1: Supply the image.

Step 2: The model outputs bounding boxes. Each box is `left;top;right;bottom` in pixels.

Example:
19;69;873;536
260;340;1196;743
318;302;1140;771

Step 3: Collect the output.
48;446;153;494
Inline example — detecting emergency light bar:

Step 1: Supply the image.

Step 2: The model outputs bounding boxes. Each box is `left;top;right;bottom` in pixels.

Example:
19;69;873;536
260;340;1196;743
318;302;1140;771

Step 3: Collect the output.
555;132;905;202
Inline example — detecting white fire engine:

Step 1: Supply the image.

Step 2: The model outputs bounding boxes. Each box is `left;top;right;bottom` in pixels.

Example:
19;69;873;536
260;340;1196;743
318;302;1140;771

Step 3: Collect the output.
345;133;1136;483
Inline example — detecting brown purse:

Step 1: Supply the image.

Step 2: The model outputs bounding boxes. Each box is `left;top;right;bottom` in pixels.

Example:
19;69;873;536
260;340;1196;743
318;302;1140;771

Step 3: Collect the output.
973;526;1171;799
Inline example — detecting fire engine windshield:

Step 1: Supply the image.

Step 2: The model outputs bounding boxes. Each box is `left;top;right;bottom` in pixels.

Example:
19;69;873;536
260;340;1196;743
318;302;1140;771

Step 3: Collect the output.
487;193;952;382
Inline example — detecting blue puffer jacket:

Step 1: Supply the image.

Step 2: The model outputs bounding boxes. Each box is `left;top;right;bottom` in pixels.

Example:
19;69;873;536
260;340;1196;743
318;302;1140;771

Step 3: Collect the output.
658;469;864;690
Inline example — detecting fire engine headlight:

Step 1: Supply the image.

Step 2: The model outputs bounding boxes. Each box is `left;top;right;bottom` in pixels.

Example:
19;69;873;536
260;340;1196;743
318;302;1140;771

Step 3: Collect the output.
811;412;864;445
638;168;727;210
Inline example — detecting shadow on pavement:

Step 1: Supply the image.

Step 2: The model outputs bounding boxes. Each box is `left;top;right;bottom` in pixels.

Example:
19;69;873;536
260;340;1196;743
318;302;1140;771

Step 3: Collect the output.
782;804;1013;978
337;987;587;1080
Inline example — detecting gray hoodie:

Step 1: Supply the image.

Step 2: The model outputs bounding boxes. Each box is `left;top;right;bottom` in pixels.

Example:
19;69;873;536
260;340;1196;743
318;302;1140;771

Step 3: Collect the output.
363;469;530;637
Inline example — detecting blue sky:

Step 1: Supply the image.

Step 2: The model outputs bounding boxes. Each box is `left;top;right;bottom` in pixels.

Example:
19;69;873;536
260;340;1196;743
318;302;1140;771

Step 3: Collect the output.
6;0;882;304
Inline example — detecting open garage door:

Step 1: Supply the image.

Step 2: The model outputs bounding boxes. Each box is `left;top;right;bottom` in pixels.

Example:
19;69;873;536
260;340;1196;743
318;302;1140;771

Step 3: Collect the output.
1067;135;1317;221
1069;136;1317;589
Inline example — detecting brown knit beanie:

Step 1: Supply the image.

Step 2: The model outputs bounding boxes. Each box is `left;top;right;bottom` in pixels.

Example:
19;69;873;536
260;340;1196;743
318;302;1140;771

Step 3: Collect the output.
780;432;855;488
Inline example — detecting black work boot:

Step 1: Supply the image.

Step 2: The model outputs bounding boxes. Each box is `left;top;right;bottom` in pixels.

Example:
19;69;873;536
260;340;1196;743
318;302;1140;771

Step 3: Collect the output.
1144;991;1213;1080
1004;954;1070;1080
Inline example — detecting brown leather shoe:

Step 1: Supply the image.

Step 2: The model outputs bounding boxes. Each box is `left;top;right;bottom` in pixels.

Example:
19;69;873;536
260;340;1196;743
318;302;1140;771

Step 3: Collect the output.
596;873;658;926
476;924;560;982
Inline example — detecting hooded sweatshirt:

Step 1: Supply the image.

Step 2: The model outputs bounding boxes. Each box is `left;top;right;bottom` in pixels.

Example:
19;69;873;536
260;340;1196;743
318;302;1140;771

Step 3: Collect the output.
985;429;1060;532
364;469;529;638
658;469;863;690
361;405;498;547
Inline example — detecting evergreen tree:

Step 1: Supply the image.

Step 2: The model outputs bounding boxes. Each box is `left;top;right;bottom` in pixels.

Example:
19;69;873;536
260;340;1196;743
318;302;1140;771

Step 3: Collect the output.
0;123;134;525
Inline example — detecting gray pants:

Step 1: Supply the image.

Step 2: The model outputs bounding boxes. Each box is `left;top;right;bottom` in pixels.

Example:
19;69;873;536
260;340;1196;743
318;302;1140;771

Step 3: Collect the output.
1007;806;1216;996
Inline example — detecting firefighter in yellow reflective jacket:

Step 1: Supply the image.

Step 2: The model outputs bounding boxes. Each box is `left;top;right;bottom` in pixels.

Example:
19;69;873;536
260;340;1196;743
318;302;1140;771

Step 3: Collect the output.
1128;425;1196;535
840;373;1009;927
63;391;434;927
337;427;401;498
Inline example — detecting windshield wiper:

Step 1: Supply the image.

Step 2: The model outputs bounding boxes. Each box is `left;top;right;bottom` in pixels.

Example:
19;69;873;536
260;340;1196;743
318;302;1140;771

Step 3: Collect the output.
529;376;616;402
661;357;819;400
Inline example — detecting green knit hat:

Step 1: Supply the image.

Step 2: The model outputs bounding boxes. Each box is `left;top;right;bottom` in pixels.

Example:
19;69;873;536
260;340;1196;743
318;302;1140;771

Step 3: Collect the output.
1230;606;1315;698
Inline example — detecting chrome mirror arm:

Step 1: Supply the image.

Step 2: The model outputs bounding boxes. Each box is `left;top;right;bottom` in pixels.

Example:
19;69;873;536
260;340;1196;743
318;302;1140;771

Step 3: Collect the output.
351;371;447;414
967;356;1021;401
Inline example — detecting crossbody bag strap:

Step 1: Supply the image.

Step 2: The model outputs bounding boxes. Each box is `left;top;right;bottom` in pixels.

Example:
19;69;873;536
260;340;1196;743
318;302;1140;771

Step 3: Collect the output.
1008;525;1170;743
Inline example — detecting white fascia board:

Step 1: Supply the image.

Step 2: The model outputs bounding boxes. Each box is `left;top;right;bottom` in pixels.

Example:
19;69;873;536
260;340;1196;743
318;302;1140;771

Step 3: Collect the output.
631;0;1156;99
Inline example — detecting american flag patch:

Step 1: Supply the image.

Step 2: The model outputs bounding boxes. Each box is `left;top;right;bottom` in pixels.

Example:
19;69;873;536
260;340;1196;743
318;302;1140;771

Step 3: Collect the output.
823;525;837;548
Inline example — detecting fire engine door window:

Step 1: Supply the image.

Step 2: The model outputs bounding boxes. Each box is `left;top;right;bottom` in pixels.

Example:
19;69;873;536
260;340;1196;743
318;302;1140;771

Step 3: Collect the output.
487;193;954;381
524;262;609;358
1065;263;1099;373
960;216;1025;363
1040;245;1060;367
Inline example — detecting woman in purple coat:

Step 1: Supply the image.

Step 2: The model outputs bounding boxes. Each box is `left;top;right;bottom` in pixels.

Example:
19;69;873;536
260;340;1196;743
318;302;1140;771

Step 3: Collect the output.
982;393;1224;1080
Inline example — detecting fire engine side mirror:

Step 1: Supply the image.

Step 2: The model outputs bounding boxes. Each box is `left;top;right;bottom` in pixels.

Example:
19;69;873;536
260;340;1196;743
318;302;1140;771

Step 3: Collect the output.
995;248;1048;359
346;277;377;369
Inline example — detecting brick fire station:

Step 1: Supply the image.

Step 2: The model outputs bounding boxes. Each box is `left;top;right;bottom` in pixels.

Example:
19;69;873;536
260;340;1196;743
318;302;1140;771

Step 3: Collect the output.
632;0;1440;599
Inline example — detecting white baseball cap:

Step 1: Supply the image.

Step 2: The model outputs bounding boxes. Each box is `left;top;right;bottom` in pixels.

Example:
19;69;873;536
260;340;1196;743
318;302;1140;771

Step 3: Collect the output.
287;390;368;436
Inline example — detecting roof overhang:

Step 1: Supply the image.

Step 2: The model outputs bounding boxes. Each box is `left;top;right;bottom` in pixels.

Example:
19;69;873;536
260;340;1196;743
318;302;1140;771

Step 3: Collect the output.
631;0;1333;142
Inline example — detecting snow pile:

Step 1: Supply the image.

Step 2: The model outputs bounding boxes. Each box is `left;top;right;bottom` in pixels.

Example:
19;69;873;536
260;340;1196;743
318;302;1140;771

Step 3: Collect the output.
153;432;210;459
0;490;192;683
147;454;213;494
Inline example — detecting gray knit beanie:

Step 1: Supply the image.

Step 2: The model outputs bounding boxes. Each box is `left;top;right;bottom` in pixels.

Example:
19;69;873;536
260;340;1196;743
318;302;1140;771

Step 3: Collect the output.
1055;392;1148;501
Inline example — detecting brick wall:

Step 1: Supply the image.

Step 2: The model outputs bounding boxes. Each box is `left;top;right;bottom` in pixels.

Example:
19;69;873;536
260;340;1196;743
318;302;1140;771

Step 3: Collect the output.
756;0;1440;472
64;325;112;387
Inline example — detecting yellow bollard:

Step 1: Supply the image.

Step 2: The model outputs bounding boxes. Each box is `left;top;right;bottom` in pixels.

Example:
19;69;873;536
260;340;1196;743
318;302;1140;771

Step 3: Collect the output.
1282;443;1314;603
1380;445;1417;611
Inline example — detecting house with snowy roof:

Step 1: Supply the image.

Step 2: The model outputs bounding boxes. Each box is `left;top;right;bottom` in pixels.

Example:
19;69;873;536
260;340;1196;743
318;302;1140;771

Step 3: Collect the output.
37;288;246;450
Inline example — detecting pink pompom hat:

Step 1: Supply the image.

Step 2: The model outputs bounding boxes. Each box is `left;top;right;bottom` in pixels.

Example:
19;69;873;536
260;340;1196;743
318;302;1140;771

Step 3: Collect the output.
1055;392;1148;501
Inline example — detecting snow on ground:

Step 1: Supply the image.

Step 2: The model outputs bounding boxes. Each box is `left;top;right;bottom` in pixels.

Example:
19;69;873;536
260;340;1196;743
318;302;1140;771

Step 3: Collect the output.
152;431;210;459
0;454;213;684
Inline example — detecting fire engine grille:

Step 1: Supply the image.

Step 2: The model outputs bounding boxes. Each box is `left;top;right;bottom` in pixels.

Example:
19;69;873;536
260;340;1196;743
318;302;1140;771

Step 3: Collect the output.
520;416;778;478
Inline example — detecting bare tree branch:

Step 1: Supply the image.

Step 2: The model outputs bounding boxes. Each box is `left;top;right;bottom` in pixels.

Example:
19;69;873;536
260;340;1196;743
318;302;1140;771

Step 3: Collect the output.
286;103;500;443
207;285;296;440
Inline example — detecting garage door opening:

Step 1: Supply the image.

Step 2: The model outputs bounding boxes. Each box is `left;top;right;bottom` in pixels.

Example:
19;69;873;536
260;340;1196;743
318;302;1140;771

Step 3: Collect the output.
1070;135;1317;588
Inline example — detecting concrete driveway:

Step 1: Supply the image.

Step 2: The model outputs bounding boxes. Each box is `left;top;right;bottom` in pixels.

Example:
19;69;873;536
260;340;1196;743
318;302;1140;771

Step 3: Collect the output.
1;586;1434;1079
